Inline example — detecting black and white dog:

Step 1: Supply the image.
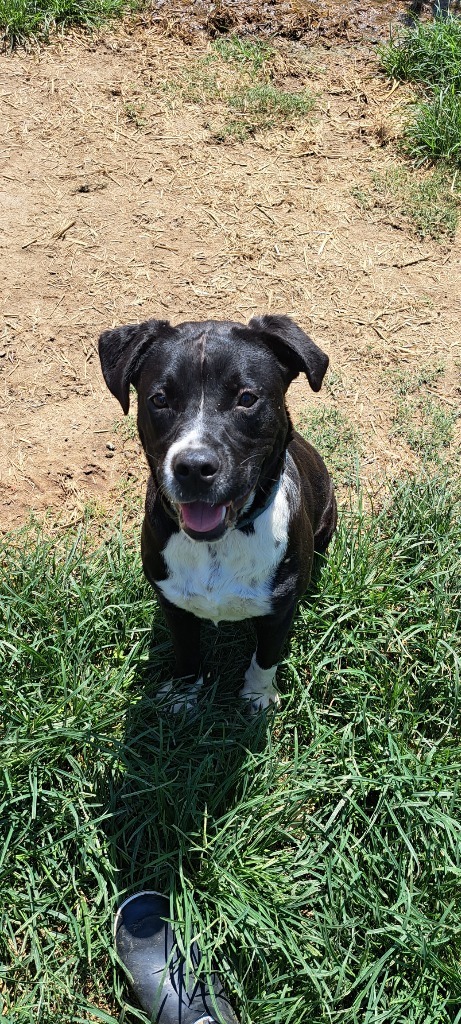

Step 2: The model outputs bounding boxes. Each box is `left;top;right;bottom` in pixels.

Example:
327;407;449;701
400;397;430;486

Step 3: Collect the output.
99;314;337;712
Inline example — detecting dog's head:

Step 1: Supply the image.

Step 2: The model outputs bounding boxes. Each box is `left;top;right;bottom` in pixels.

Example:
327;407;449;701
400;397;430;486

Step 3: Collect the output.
99;315;329;541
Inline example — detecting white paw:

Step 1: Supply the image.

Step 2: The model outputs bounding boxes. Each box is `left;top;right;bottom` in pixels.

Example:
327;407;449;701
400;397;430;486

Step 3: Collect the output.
239;653;280;714
157;676;203;714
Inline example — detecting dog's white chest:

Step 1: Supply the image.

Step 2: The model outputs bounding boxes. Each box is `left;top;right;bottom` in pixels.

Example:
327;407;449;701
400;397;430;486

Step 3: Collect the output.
157;480;291;624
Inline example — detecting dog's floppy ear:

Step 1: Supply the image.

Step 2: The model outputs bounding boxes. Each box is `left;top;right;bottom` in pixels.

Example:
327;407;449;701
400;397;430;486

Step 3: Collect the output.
248;314;329;391
98;318;171;414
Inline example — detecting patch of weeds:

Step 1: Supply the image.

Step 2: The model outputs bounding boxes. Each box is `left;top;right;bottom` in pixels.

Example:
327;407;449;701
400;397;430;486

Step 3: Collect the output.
391;362;446;397
164;38;273;107
353;165;460;240
113;391;138;443
297;405;360;486
166;49;314;141
123;99;146;128
406;85;461;165
228;83;314;126
380;15;461;89
209;35;274;76
0;0;138;47
324;367;347;399
114;411;138;443
393;394;458;463
162;65;222;105
402;165;460;235
380;15;461;166
351;184;375;211
211;83;314;141
210;118;253;143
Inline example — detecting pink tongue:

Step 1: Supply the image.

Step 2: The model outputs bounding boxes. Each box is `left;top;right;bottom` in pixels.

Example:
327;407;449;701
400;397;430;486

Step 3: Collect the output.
180;501;226;533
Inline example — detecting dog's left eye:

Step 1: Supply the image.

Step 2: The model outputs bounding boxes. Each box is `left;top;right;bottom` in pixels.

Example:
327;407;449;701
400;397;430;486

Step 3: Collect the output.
150;392;169;409
237;391;258;409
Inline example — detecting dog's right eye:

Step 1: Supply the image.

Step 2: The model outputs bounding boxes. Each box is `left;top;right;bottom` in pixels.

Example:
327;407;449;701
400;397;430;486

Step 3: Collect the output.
237;390;258;409
150;392;169;409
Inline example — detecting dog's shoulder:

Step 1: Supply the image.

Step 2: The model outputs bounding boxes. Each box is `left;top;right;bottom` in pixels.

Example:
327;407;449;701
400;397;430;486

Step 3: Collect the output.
288;432;337;553
141;474;179;586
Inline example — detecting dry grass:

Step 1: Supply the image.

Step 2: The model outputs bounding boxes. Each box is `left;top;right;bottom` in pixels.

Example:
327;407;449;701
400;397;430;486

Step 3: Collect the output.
0;20;460;530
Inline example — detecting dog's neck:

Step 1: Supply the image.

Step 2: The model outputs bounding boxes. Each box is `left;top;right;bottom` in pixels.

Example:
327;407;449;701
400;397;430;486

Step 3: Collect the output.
236;448;287;532
237;410;293;530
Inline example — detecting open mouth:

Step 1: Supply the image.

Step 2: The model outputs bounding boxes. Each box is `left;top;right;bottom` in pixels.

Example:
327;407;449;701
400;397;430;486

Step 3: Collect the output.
178;492;253;540
179;501;229;538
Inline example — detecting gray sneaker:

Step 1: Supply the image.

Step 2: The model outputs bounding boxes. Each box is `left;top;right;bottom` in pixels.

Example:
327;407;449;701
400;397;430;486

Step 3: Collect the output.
114;891;239;1024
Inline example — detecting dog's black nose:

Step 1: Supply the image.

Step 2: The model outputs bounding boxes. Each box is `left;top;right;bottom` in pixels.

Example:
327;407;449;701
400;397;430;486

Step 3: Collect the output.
172;448;220;486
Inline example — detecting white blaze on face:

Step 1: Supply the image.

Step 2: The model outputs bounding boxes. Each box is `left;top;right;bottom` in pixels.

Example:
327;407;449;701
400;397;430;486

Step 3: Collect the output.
162;425;206;494
162;331;208;495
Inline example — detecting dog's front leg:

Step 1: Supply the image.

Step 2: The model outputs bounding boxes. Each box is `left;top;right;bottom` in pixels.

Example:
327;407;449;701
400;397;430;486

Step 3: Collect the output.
239;604;297;713
157;596;203;711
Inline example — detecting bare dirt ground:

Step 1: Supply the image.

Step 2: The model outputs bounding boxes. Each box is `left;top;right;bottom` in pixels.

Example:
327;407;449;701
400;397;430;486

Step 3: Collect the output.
1;13;460;531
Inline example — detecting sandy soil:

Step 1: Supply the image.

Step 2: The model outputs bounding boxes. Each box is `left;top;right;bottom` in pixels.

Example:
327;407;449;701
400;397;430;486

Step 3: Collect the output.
1;16;460;531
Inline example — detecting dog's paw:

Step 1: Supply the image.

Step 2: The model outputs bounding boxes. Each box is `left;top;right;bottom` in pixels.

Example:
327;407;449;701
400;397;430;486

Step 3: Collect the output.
240;687;280;714
156;676;203;714
239;653;280;715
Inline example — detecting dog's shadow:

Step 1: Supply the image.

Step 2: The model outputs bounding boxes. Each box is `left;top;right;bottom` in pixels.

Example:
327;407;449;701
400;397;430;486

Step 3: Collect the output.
101;551;328;899
97;554;329;1018
100;611;270;899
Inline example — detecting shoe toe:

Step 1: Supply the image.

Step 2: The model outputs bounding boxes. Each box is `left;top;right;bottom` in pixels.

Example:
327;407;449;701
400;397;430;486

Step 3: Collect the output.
115;891;239;1024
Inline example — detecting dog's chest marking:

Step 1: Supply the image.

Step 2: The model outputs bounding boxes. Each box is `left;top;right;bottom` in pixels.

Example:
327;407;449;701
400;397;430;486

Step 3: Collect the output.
157;476;294;624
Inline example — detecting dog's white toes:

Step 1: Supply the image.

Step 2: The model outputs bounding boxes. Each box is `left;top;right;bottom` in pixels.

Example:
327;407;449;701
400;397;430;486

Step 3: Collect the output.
239;652;280;714
157;676;203;714
239;685;280;715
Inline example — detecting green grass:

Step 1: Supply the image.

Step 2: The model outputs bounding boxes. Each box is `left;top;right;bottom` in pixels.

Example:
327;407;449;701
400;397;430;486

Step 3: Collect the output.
390;364;460;465
163;38;314;143
209;36;275;76
380;15;461;88
391;362;446;397
228;83;314;122
380;14;461;166
352;165;461;240
212;84;314;141
211;118;254;144
406;85;461;165
163;65;222;105
2;475;461;1022
0;0;136;46
297;405;361;487
400;165;460;236
393;395;458;462
113;407;138;443
123;99;147;128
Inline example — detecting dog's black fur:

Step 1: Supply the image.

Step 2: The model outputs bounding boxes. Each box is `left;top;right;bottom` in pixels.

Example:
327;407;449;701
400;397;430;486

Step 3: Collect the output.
99;314;337;710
